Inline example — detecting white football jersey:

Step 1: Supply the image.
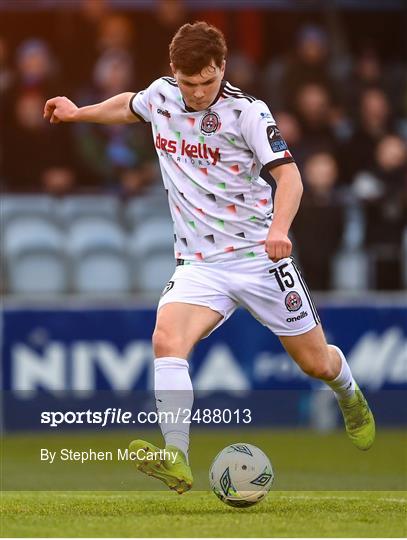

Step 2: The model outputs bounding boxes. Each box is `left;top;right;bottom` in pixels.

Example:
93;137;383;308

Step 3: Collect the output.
130;77;294;262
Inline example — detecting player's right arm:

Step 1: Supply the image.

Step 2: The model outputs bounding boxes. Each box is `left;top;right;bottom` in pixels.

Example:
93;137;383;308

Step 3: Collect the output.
43;92;139;125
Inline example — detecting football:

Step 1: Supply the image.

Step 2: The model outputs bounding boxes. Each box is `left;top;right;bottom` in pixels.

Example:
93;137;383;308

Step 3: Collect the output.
209;443;274;507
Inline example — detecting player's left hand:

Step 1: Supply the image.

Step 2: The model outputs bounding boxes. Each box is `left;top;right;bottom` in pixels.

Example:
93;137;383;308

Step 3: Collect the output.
265;228;292;263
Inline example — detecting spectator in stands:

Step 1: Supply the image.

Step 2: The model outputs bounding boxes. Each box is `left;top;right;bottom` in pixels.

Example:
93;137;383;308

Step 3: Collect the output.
344;47;382;116
14;38;61;96
0;37;14;180
339;87;396;184
54;0;111;92
2;91;76;194
58;10;138;93
292;152;345;290
2;38;63;133
1;38;76;194
262;24;341;112
273;110;306;168
74;49;156;193
225;51;258;97
345;46;406;119
292;83;340;161
0;36;13;95
354;134;407;290
260;110;304;191
275;111;302;150
97;12;136;55
137;0;188;85
286;25;335;105
92;49;134;97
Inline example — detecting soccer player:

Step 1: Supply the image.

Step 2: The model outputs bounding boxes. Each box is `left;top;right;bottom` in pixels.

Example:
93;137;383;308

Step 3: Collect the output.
44;21;375;494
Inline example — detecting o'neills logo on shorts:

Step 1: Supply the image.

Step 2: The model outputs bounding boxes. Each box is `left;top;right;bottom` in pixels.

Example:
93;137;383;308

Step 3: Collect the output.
286;310;308;323
155;133;221;165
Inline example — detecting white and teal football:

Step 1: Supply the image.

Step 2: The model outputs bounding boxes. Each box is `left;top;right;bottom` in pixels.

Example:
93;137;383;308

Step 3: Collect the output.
209;443;274;507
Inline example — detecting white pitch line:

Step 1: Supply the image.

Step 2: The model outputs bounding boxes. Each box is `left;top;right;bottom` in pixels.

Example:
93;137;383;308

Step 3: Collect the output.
21;491;407;504
276;495;406;504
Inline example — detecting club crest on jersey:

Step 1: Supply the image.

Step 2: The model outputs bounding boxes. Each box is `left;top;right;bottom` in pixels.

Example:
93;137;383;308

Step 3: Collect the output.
200;111;221;136
285;291;302;312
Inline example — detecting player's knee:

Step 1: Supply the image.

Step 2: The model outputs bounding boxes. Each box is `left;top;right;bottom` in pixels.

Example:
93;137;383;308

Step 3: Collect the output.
302;361;335;380
152;327;185;357
296;351;336;380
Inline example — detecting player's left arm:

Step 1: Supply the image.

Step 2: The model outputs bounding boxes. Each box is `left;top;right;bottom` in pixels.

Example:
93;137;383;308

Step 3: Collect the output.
265;162;303;263
239;100;303;262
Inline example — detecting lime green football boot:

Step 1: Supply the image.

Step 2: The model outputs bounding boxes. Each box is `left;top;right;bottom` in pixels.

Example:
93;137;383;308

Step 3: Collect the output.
129;439;193;494
338;384;375;450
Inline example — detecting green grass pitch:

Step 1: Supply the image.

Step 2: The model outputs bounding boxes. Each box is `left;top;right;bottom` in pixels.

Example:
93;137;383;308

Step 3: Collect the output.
2;490;406;537
1;429;406;537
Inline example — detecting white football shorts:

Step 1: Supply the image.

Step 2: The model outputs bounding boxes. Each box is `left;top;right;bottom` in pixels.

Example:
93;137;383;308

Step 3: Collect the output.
158;253;320;337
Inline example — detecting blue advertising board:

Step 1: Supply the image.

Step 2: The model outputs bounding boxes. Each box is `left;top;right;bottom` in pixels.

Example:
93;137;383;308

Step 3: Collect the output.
1;302;406;430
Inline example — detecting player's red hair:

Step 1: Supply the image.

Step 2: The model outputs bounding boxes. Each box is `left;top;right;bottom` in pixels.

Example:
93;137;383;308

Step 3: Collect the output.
169;21;227;75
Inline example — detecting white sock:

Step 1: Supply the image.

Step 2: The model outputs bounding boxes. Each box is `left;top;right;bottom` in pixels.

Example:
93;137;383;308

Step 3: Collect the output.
154;357;193;459
325;345;356;401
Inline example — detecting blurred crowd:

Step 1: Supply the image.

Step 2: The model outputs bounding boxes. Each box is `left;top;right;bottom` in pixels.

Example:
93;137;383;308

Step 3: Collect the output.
1;0;406;290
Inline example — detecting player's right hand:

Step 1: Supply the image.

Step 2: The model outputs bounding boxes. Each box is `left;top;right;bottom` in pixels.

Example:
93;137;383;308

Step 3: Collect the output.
43;96;78;124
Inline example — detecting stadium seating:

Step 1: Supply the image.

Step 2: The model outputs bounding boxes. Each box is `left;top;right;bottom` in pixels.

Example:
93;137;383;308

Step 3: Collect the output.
124;188;171;229
331;202;369;290
58;195;121;225
1;195;58;227
2;194;405;295
68;216;130;294
332;249;369;290
3;216;67;294
128;216;175;294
